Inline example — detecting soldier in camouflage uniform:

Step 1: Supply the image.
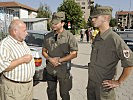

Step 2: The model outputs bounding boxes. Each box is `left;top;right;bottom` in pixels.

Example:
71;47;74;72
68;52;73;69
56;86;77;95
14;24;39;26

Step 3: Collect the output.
42;12;78;100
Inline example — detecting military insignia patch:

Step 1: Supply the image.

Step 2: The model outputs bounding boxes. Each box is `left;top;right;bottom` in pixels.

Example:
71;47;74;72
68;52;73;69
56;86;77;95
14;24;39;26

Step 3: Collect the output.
123;50;130;58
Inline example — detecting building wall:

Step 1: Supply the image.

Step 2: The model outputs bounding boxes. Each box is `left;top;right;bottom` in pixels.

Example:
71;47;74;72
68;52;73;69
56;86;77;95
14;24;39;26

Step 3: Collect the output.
33;20;47;31
0;7;14;33
75;0;94;22
19;9;28;18
116;11;133;29
0;7;38;33
28;12;37;18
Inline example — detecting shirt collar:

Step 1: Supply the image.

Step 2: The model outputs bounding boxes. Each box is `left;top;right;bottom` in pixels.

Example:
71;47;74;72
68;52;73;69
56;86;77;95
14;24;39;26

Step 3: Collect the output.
100;28;112;40
53;29;66;37
59;29;66;37
9;35;24;45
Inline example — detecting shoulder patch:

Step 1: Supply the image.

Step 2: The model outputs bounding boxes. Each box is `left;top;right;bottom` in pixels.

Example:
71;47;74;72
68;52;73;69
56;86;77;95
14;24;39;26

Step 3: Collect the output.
123;50;130;58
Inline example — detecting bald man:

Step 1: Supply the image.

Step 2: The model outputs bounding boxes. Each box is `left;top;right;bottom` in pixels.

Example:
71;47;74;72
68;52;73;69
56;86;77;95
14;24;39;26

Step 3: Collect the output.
0;19;35;100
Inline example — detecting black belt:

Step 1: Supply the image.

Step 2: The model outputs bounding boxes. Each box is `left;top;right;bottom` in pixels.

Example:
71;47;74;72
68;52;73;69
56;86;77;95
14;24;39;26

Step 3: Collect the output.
3;75;32;84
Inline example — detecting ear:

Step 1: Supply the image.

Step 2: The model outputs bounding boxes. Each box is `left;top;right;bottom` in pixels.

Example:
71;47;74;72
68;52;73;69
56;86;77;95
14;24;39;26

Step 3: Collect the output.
12;29;18;35
61;22;65;26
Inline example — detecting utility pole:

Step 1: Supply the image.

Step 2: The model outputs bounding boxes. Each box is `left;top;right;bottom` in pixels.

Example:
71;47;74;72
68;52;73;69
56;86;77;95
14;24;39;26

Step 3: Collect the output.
128;0;131;29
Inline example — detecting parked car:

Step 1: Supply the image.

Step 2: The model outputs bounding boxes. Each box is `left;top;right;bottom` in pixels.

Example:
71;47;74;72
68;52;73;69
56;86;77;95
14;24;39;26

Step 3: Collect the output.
124;29;133;31
123;38;133;51
25;30;50;85
116;31;133;38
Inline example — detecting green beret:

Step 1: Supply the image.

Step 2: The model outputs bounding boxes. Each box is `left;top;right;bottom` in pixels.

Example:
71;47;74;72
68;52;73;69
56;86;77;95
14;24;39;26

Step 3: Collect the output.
91;6;112;18
51;12;65;25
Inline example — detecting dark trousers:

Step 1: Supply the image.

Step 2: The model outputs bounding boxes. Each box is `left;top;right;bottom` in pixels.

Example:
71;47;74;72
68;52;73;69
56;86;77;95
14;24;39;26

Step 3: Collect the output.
87;80;115;100
47;73;72;100
80;34;83;41
47;81;57;100
86;34;89;42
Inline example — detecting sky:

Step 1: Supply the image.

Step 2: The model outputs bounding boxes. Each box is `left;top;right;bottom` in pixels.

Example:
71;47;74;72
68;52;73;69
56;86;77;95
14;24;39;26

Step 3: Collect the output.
1;0;133;17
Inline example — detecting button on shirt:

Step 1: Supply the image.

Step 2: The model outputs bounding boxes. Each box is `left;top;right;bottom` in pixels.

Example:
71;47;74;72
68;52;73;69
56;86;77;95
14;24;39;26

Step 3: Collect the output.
0;35;35;82
89;28;133;83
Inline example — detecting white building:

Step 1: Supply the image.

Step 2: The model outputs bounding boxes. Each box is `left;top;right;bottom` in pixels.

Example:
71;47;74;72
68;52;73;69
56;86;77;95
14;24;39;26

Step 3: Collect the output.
22;18;48;31
0;1;37;33
0;1;37;19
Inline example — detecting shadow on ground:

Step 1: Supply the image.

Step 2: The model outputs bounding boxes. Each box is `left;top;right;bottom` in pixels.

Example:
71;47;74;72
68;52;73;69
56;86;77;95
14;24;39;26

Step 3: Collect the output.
78;41;90;44
71;63;88;69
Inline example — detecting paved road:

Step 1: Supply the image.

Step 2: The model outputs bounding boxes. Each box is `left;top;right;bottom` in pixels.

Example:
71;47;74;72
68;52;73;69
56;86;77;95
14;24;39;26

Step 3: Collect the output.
33;35;133;100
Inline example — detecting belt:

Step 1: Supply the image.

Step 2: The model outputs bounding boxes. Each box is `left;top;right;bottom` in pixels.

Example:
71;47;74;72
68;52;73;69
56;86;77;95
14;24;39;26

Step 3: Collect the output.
3;75;32;84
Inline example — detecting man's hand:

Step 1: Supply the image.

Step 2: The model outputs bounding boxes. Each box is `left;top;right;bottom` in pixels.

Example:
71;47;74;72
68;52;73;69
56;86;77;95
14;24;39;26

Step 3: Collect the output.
4;54;33;72
21;54;32;63
102;80;120;90
48;57;61;67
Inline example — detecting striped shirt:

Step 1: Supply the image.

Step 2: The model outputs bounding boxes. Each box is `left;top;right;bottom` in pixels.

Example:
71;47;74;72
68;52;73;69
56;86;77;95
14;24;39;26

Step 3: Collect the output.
0;35;35;82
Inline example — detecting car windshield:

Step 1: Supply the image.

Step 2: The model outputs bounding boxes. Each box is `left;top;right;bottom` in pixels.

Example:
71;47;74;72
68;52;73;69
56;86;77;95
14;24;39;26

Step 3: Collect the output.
25;33;44;47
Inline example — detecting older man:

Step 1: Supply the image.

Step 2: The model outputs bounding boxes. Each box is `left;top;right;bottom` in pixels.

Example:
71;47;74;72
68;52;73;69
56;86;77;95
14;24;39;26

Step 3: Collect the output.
0;19;35;100
87;6;133;100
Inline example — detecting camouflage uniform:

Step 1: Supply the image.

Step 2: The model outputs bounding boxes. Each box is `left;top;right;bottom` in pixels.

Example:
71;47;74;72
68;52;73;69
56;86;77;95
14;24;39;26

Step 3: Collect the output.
43;12;78;100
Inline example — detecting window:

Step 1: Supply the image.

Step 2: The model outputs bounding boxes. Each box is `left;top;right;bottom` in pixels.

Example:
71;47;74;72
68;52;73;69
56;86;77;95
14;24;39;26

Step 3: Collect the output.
26;22;33;30
81;7;85;9
25;32;44;47
0;8;4;13
13;11;19;17
82;2;85;5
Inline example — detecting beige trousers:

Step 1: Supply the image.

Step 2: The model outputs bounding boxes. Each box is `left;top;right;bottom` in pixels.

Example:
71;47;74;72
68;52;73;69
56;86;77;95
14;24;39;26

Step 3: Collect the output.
1;76;33;100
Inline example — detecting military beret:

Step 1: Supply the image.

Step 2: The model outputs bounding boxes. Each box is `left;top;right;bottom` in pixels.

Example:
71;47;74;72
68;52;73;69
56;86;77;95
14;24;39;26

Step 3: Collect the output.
91;6;112;18
51;12;65;25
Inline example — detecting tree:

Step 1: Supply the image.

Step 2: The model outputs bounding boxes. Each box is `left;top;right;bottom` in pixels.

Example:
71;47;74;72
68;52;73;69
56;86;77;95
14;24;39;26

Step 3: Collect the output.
90;3;101;15
37;3;52;30
57;0;86;32
37;3;52;18
110;18;117;27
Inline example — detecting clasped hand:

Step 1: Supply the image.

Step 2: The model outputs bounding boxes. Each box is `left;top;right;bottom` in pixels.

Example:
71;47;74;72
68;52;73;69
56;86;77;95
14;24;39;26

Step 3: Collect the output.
48;57;61;67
